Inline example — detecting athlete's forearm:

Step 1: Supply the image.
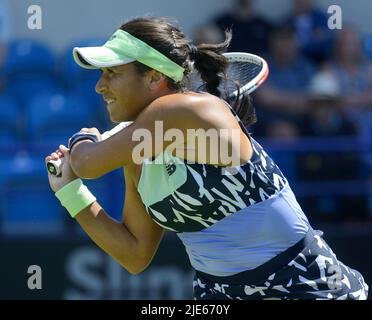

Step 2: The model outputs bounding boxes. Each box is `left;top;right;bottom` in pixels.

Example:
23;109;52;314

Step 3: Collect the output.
75;201;148;274
70;137;133;179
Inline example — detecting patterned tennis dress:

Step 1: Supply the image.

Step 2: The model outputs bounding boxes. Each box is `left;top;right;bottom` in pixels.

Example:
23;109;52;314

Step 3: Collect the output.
136;103;369;300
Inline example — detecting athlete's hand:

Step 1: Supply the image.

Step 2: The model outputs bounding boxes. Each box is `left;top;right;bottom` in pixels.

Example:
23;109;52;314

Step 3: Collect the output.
45;145;78;192
79;127;102;142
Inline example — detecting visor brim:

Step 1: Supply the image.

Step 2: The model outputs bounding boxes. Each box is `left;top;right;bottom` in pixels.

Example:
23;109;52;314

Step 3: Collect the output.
73;46;136;69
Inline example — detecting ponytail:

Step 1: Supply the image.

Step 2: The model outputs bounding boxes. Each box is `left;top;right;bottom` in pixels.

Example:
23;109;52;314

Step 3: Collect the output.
190;31;256;127
190;31;231;97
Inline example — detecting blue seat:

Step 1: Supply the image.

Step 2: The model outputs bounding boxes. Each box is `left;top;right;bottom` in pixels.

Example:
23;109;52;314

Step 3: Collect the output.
60;39;104;116
0;153;66;237
0;95;20;145
6;75;61;106
26;91;93;143
0;131;17;146
3;39;60;105
3;39;56;75
0;94;19;123
0;154;15;185
364;35;372;59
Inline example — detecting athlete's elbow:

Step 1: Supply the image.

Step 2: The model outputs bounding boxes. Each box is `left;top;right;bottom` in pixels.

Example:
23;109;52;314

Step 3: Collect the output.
126;265;148;275
120;258;152;275
70;157;98;179
69;147;101;179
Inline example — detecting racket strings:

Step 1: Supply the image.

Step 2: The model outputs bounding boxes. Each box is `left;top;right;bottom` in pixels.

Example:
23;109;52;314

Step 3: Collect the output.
186;60;263;98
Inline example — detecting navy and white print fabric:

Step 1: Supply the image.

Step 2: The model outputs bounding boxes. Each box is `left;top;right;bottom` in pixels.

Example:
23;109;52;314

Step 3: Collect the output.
193;230;369;300
146;138;287;232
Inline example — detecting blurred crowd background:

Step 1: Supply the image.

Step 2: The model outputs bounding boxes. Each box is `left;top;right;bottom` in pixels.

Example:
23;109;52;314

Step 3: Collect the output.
1;0;372;299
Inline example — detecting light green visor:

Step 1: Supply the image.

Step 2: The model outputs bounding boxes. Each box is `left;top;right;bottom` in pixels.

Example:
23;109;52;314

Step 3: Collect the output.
73;29;185;82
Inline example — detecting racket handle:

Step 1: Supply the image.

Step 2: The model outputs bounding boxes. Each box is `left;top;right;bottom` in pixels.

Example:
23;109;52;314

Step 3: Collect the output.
46;121;133;176
47;158;64;177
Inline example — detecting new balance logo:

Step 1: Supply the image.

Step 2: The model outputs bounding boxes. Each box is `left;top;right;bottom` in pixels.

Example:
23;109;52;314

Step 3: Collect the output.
166;160;176;176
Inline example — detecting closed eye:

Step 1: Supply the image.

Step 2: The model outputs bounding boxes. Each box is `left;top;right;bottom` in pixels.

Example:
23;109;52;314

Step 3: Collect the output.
100;68;116;78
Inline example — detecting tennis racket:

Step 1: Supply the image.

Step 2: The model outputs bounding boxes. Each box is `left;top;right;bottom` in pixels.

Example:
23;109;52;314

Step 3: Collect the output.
188;52;269;99
47;52;268;176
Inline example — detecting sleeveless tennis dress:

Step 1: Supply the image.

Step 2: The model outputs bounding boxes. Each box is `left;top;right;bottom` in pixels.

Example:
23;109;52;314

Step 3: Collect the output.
136;103;369;300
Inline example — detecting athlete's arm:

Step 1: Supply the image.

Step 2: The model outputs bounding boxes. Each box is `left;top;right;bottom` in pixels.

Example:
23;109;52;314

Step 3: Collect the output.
69;94;215;179
75;166;164;274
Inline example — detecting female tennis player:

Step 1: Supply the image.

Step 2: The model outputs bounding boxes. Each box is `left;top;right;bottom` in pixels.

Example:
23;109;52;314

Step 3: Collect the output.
45;17;368;300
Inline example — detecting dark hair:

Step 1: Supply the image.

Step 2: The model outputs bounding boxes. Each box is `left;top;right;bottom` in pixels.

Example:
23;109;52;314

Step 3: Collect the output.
120;16;256;127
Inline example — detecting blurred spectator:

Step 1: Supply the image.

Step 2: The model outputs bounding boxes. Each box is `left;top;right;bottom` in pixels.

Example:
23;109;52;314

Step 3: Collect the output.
297;70;367;222
326;26;372;138
212;0;274;55
265;120;300;140
254;26;314;138
0;0;12;90
286;0;334;64
301;70;357;137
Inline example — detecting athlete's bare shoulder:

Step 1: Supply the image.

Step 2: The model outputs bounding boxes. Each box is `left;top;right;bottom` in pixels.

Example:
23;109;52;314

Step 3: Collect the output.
150;91;231;120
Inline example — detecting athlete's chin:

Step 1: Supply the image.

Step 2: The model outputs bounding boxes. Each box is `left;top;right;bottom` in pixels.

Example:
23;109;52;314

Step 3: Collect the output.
106;110;117;122
109;112;130;123
109;114;121;123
